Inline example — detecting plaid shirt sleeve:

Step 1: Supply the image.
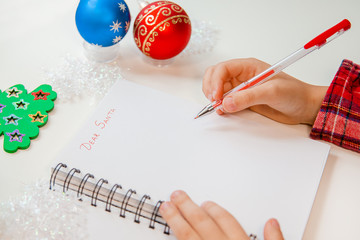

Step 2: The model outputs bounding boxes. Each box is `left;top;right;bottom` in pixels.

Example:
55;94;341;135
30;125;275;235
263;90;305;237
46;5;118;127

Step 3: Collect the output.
310;59;360;153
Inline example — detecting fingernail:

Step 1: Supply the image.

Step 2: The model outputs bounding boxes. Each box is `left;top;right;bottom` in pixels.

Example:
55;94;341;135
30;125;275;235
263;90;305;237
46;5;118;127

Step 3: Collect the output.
159;201;170;214
223;96;236;112
270;218;280;229
212;90;217;100
201;201;214;209
207;94;213;101
170;190;184;201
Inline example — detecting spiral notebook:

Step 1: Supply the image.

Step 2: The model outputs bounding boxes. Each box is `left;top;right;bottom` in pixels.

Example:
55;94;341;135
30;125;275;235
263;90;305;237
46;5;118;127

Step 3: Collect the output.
51;79;330;239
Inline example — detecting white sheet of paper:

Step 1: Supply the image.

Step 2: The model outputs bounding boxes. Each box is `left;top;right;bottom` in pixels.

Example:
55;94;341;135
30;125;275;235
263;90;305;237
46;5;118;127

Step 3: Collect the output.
54;79;329;239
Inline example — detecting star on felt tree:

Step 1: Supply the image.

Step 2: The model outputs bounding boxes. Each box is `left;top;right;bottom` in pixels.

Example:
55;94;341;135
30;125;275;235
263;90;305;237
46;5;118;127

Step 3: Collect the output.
0;84;56;153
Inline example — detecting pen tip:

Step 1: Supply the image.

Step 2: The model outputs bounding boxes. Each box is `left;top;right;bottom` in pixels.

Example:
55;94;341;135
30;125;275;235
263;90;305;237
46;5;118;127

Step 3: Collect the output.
194;116;198;119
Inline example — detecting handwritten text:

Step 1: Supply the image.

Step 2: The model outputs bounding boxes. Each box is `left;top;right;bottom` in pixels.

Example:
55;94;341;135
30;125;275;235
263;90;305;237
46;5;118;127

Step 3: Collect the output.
80;109;116;151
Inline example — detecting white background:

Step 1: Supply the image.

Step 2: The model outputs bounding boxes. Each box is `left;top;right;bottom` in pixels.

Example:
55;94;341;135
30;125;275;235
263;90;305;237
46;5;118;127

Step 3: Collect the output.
0;0;360;239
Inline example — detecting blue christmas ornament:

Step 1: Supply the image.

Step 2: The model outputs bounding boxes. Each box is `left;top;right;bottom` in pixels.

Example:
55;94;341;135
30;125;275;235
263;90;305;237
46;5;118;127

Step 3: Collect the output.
75;0;131;47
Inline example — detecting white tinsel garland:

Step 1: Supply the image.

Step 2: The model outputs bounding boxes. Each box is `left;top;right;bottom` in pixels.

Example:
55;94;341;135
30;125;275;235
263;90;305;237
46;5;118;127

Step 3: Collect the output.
0;180;88;240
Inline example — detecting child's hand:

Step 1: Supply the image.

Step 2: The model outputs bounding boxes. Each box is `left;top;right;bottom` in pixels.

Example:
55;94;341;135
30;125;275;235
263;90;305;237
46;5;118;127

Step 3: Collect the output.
160;190;284;240
203;58;327;125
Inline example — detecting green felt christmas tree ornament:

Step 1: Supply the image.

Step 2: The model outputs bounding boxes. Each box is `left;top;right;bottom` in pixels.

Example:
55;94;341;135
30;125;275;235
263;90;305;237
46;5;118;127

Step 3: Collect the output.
0;84;57;153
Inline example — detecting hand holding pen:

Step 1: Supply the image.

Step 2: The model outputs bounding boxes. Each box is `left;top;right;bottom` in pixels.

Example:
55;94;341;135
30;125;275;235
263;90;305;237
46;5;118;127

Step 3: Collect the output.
196;19;351;120
202;58;328;125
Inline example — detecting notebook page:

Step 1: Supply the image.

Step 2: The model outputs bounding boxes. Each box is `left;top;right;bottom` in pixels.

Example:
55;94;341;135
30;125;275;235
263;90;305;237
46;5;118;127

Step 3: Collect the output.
54;79;329;239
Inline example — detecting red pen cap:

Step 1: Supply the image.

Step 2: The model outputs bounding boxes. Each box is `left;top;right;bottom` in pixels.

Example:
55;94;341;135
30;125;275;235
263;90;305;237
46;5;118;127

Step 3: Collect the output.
304;19;351;49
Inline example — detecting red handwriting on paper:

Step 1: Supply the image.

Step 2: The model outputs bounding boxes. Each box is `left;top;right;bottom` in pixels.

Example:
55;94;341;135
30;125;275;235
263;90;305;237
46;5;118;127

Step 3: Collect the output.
80;134;101;151
95;108;116;129
80;109;116;151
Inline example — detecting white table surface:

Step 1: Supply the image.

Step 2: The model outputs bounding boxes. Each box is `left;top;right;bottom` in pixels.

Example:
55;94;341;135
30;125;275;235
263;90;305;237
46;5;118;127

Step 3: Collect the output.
1;0;360;239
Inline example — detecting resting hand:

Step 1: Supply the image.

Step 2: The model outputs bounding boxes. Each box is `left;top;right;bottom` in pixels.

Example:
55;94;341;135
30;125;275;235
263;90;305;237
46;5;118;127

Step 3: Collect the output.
160;190;284;240
203;58;327;125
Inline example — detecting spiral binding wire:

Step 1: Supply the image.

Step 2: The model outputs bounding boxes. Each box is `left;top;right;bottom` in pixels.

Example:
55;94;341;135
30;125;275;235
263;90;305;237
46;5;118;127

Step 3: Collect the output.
63;168;80;193
149;200;163;229
77;173;94;200
91;178;108;207
120;189;136;218
105;184;122;212
50;163;170;235
49;163;67;190
135;195;151;223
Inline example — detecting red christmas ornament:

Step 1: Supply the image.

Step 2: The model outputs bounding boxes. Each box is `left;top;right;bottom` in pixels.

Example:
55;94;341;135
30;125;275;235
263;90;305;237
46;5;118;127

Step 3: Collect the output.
133;1;192;60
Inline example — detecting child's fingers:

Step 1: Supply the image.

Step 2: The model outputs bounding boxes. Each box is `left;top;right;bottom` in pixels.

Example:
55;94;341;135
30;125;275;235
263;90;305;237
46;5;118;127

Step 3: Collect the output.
160;201;201;240
216;109;224;115
203;66;215;100
201;201;249;240
170;190;225;240
202;58;269;102
222;82;275;113
209;63;231;100
203;65;226;101
264;219;284;240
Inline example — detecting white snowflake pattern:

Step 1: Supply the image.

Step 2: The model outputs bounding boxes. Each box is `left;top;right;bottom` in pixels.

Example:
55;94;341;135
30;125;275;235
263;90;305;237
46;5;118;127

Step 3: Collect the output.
118;3;127;12
90;43;102;47
125;21;130;31
113;35;122;44
110;20;122;33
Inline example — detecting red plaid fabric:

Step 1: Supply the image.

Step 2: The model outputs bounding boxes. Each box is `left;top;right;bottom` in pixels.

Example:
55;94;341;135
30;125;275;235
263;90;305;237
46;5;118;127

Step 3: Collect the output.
310;59;360;153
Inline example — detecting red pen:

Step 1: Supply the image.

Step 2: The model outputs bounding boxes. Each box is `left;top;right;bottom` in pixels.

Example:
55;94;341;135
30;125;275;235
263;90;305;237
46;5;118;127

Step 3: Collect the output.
195;19;351;119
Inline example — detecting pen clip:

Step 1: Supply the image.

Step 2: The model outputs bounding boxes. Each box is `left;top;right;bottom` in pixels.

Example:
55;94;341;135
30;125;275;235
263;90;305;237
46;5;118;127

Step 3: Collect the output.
304;19;351;49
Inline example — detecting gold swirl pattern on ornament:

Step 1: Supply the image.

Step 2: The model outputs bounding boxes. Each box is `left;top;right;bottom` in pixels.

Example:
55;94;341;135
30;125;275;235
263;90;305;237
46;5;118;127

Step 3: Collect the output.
134;25;148;48
138;24;148;36
134;6;171;33
158;22;170;31
134;14;143;26
143;1;166;15
143;4;156;14
144;42;151;56
134;37;141;48
144;7;172;26
134;35;141;48
141;15;191;54
170;4;183;13
172;17;183;24
148;32;158;44
134;2;168;31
